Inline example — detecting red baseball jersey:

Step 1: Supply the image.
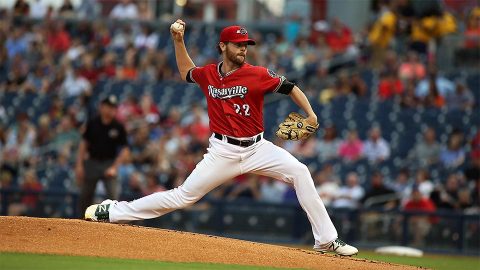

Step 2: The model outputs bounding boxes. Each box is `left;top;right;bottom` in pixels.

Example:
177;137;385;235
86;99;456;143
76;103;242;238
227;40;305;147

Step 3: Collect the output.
188;62;285;137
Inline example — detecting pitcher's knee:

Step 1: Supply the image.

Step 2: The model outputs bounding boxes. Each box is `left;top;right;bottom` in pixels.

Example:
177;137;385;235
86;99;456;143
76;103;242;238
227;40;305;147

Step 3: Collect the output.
289;163;311;181
177;189;202;208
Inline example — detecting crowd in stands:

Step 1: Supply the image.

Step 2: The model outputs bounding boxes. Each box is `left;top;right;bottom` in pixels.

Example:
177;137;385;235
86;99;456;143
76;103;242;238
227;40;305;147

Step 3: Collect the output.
0;0;478;227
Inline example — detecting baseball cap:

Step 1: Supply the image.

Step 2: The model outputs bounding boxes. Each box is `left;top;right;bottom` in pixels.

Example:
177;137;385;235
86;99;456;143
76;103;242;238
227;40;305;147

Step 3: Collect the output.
219;26;256;45
101;95;118;107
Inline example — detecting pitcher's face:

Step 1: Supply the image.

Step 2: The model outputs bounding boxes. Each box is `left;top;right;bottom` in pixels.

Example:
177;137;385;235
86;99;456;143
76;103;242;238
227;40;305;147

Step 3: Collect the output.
225;42;248;67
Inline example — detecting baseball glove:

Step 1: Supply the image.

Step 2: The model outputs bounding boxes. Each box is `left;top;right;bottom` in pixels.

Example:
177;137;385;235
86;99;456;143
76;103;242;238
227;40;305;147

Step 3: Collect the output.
276;112;319;140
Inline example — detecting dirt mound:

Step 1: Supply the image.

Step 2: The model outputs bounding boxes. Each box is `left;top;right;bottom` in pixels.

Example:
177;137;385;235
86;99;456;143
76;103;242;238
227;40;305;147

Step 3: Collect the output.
0;216;422;269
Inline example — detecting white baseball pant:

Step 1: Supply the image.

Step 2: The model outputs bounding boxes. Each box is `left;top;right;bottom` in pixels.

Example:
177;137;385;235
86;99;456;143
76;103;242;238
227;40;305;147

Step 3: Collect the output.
109;134;338;245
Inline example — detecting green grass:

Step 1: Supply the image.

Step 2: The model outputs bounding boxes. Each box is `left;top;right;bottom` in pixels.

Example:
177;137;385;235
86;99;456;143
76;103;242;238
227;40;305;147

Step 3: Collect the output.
356;250;480;270
0;252;300;270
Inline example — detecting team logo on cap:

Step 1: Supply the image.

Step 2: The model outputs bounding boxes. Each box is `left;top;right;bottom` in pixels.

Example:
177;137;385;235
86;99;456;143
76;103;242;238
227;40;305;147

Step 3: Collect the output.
236;28;247;35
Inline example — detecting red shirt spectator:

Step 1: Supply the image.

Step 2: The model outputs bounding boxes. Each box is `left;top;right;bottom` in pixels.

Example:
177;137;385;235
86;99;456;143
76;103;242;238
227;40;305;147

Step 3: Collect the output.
325;18;353;54
47;23;71;54
465;10;480;48
378;73;404;100
116;95;142;123
404;188;438;223
20;170;42;208
471;131;480;159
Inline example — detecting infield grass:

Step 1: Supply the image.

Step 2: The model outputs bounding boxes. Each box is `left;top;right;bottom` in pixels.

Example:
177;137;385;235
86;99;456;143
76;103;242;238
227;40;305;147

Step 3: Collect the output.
0;252;300;270
356;250;480;270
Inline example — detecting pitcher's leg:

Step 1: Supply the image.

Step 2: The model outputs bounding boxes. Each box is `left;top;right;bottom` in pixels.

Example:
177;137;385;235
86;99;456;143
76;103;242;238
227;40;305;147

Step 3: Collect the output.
244;140;337;245
109;151;241;222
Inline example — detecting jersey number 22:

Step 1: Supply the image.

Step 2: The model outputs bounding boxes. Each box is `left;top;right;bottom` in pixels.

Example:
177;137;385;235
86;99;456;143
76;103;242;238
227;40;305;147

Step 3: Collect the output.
234;104;250;116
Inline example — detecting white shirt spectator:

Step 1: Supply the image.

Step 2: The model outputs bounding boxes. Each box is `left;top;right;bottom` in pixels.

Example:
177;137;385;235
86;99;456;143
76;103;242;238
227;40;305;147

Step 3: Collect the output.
316;180;339;207
363;127;390;162
332;185;365;209
29;0;47;19
61;70;91;97
363;138;390;162
415;77;455;98
332;172;364;209
260;179;289;203
110;2;138;20
134;32;159;50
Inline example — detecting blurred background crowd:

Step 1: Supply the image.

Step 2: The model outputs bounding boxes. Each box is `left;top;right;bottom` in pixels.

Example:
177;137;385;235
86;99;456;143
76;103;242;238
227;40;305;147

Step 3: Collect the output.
0;0;479;249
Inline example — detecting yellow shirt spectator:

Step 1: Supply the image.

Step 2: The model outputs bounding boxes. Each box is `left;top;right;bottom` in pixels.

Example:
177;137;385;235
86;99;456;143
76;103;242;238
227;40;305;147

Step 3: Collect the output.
368;11;397;48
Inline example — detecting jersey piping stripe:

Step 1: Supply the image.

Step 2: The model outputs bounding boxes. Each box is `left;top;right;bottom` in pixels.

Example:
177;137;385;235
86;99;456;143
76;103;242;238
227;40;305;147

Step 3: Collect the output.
273;76;286;93
217;62;240;78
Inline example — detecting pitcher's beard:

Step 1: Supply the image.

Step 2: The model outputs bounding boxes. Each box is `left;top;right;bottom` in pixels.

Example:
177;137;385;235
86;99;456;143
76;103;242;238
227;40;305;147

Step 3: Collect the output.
226;48;245;67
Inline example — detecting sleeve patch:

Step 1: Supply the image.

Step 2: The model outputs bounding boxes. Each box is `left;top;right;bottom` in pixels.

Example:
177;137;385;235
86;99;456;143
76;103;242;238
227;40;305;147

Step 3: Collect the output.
267;69;279;78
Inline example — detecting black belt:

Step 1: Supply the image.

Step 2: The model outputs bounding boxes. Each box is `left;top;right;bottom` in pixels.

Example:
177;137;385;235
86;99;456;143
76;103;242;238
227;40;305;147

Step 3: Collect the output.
214;132;262;147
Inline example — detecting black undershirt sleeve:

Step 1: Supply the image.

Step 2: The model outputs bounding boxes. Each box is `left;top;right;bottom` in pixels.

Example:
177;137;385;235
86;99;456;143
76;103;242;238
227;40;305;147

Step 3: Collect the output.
186;68;195;83
277;79;295;95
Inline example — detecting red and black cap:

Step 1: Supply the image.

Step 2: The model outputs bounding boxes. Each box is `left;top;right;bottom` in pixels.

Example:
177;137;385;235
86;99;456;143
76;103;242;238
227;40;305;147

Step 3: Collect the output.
219;26;256;45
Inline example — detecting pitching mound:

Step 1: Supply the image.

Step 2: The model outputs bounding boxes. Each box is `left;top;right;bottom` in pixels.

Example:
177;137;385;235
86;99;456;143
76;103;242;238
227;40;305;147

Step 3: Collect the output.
0;216;422;269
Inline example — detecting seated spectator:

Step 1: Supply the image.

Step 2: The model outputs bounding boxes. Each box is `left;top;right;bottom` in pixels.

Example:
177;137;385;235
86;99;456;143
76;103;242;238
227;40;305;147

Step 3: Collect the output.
110;0;138;20
134;25;159;50
398;51;426;81
260;178;289;204
5;112;36;163
60;65;91;98
350;71;368;97
464;8;480;49
58;0;75;18
338;129;363;162
457;188;474;211
99;52;117;79
109;25;134;50
404;169;435;200
29;0;47;19
137;1;154;21
316;124;341;162
332;172;365;209
115;94;143;123
403;186;437;247
78;53;100;84
13;0;30;17
8;169;43;216
464;155;480;183
368;4;397;69
400;79;420;108
226;175;261;201
388;168;412;202
363;126;390;163
445;80;475;110
423;77;446;108
362;171;397;209
143;171;166;195
440;130;466;169
139;93;160;123
6;27;29;59
314;165;340;207
378;71;403;100
430;173;461;210
408;127;441;168
325;18;353;55
471;131;480;160
415;65;455;99
290;136;318;159
117;51;138;80
47;21;71;55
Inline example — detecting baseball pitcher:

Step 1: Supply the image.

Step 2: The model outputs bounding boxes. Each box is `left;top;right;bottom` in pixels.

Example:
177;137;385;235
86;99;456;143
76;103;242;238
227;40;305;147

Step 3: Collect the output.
85;20;358;256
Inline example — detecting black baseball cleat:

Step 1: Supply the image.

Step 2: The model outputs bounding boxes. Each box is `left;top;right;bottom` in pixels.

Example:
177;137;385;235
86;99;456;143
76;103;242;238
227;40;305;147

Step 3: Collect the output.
314;238;358;256
84;199;116;222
